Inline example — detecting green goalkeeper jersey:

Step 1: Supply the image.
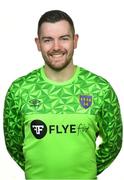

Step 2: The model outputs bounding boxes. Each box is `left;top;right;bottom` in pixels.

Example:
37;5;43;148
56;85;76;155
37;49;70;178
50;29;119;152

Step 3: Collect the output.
4;66;122;180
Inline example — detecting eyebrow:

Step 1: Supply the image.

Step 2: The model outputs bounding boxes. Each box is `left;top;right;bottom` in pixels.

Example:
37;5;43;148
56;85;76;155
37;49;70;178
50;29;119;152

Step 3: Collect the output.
41;34;72;40
41;36;53;40
60;34;71;38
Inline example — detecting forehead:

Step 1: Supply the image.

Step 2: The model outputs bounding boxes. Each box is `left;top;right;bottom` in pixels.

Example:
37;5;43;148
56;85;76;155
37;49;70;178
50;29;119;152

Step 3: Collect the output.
39;20;72;37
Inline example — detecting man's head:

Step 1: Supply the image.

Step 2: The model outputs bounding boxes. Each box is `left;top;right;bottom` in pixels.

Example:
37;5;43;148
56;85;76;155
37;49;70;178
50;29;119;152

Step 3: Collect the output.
37;10;75;37
35;10;78;71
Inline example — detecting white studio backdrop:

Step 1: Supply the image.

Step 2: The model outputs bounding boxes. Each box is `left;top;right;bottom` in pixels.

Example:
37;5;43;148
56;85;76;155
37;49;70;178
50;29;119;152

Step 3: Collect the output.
0;0;124;179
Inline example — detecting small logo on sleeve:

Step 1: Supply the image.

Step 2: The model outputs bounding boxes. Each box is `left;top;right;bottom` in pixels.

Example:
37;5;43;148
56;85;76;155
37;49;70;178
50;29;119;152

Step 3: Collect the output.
31;120;47;139
80;95;92;109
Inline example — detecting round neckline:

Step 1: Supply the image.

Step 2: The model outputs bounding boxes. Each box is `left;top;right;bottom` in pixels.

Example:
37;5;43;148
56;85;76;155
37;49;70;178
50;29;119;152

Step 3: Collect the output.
41;65;80;86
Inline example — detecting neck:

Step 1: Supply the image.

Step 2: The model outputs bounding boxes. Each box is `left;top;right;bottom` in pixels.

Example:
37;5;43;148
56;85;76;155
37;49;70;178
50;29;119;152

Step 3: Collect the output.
44;63;76;82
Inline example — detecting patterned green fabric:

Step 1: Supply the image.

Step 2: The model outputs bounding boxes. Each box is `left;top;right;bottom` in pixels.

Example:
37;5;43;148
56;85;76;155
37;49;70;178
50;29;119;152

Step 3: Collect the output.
4;66;122;179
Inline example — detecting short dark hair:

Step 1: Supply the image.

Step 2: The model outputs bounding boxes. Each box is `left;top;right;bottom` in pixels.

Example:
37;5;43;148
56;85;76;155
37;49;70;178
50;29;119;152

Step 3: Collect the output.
37;10;75;36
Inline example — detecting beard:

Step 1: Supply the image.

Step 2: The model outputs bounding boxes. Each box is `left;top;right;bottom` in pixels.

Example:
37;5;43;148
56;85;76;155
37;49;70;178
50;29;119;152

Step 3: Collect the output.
42;49;74;71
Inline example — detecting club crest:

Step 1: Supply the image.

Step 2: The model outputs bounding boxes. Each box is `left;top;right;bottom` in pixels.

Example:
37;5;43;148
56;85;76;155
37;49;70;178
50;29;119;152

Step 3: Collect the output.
80;95;92;109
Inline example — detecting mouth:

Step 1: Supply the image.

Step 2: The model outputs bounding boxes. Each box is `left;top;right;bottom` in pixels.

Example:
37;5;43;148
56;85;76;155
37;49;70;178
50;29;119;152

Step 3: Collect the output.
51;53;64;58
49;52;66;60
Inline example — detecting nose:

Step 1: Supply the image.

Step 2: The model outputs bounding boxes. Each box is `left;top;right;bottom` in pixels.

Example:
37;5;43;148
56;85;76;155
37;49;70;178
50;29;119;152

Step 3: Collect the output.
53;40;61;50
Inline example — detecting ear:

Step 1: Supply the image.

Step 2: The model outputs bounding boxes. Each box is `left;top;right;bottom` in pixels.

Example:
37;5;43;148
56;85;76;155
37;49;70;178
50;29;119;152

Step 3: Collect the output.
74;34;79;49
35;37;41;51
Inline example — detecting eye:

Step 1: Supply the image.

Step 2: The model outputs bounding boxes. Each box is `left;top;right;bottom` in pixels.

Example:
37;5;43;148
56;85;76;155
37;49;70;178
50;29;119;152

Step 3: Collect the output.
62;37;69;41
42;38;53;43
43;39;51;43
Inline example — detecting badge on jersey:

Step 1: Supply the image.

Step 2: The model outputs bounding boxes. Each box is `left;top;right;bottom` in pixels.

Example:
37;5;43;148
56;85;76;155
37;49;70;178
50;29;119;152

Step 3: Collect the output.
80;95;92;109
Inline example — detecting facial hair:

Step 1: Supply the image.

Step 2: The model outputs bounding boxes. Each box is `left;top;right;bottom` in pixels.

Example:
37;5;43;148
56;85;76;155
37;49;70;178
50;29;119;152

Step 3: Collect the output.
42;49;74;71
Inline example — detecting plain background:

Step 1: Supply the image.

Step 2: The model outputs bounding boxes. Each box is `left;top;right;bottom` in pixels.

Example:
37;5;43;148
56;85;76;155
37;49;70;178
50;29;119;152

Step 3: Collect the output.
0;0;124;179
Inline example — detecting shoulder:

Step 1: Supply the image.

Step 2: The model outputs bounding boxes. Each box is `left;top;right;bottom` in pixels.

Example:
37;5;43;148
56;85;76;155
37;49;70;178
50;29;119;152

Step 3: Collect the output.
79;66;109;84
7;68;41;93
78;66;113;91
78;66;119;104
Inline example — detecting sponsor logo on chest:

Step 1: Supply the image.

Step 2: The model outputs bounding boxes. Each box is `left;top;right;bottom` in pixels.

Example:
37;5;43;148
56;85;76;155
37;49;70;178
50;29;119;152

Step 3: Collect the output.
31;120;89;139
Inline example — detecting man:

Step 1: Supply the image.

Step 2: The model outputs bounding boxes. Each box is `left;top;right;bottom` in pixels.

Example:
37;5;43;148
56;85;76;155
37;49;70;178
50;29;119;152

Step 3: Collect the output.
4;10;122;180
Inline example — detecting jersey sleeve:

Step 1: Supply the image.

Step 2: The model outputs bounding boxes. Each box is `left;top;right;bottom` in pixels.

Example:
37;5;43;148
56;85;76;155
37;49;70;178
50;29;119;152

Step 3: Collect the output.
96;84;123;175
3;83;25;170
